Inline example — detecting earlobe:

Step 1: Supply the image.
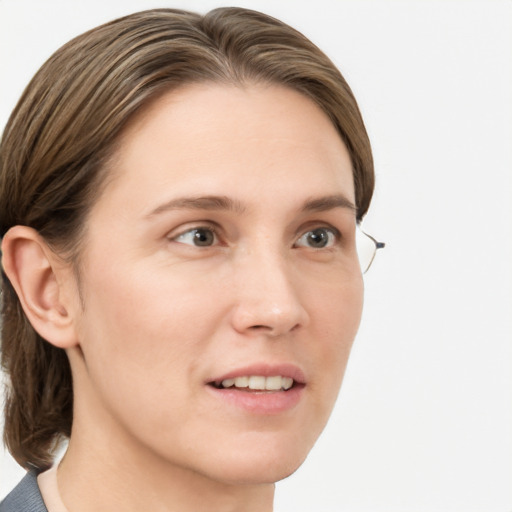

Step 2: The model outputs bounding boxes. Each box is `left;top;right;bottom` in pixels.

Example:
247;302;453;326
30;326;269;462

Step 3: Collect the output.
1;225;79;348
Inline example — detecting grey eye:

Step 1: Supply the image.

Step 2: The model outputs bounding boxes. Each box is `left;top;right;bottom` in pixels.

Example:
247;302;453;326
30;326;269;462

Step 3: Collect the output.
295;228;336;249
174;227;217;247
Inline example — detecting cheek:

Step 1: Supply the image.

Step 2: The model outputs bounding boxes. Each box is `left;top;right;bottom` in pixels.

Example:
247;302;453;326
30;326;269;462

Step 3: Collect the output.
83;255;213;336
314;271;364;341
73;263;220;454
312;276;364;402
76;260;215;397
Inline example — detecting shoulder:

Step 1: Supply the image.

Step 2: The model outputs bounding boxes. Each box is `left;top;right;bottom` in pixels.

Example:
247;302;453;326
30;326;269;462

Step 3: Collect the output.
0;472;48;512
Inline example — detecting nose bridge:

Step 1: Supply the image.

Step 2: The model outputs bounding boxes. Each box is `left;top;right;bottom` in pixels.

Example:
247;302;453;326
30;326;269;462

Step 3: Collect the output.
231;240;309;335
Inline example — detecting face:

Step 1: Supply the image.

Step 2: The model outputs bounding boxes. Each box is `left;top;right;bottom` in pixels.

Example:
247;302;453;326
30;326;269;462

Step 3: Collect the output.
68;83;364;484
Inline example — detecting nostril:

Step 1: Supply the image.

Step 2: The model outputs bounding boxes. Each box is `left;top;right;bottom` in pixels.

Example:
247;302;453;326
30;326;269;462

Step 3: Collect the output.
248;323;300;337
248;325;276;335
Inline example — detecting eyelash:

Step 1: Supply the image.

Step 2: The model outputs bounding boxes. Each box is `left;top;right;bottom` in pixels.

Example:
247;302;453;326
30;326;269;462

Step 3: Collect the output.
170;225;341;249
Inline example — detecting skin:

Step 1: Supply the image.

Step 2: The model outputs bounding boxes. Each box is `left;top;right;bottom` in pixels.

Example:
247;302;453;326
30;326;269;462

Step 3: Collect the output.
4;83;364;512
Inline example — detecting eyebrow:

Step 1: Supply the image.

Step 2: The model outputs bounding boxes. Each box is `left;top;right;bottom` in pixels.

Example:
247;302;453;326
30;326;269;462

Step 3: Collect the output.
301;194;358;215
146;193;357;217
147;195;246;217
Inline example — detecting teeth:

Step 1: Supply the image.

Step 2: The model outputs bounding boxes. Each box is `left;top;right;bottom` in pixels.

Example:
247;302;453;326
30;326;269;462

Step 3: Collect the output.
282;377;293;390
265;375;282;391
220;376;294;391
235;376;248;388
249;376;266;390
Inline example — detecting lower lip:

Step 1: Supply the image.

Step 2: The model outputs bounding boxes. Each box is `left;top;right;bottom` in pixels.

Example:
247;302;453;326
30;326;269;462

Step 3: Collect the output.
206;385;304;415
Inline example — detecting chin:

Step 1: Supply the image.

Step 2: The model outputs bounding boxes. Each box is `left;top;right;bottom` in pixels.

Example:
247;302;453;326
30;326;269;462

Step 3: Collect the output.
207;455;307;486
193;433;314;486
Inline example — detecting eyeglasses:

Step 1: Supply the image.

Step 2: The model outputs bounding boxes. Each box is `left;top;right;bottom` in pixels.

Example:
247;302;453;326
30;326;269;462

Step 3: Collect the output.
356;228;385;274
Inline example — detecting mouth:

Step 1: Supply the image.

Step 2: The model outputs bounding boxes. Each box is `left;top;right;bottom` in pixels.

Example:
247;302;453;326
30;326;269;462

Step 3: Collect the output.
209;375;296;392
205;364;306;413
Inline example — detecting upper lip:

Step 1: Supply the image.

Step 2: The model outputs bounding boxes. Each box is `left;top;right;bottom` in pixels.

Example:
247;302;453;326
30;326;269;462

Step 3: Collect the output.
208;363;307;386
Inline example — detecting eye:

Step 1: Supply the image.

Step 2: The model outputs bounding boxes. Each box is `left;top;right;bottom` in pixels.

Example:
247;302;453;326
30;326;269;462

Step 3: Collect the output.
172;227;218;247
294;227;338;249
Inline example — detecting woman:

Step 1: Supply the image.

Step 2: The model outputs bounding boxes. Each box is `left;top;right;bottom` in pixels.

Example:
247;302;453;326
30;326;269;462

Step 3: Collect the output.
0;7;382;512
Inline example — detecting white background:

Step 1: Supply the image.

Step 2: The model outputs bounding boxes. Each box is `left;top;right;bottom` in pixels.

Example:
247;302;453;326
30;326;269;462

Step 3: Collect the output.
1;1;511;511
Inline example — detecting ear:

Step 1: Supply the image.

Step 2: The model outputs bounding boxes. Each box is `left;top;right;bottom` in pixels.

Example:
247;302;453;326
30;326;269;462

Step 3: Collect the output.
1;225;79;348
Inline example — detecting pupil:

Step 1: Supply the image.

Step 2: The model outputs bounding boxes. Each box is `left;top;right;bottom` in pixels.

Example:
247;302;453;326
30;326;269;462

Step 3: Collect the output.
193;229;214;246
308;229;328;248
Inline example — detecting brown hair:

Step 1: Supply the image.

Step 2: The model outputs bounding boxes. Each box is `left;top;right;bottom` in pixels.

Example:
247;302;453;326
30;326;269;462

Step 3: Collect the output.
0;7;374;470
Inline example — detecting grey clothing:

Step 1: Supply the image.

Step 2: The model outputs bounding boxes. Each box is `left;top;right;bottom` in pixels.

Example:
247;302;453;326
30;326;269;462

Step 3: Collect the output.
0;473;48;512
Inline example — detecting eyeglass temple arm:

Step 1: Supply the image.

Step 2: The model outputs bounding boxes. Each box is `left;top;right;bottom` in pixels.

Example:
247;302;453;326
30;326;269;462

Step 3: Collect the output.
362;230;385;250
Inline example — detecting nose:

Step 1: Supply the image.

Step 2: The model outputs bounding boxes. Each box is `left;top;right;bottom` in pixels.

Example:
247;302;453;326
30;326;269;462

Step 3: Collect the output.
230;249;310;337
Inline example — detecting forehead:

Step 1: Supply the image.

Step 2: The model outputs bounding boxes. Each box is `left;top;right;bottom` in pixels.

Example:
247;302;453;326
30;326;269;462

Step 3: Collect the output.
97;83;355;217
